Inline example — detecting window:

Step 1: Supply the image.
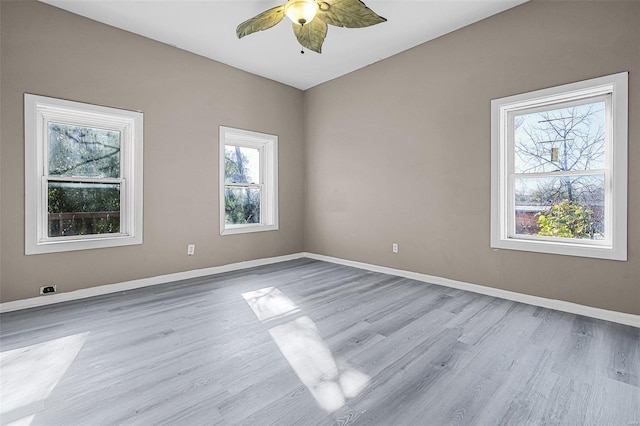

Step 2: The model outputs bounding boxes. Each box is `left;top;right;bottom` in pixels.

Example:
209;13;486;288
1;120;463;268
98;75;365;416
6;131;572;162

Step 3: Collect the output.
491;72;628;260
25;94;143;254
219;126;278;235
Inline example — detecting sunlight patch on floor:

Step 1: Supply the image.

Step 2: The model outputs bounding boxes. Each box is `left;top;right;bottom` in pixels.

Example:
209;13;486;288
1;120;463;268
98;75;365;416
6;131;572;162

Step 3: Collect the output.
269;317;370;412
243;288;369;413
242;287;301;321
0;332;89;425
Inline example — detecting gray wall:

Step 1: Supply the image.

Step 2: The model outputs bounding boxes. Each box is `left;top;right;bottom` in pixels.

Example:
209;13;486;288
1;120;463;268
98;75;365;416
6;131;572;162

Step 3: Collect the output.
0;1;305;302
304;0;640;315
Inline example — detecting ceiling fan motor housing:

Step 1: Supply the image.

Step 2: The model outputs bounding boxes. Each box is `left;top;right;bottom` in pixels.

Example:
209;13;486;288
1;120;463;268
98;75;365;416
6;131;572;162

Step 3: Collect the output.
284;0;319;25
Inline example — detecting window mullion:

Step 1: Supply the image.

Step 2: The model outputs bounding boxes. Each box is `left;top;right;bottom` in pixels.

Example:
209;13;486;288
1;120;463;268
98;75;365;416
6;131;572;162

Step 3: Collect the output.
225;183;262;188
46;176;124;184
511;169;606;179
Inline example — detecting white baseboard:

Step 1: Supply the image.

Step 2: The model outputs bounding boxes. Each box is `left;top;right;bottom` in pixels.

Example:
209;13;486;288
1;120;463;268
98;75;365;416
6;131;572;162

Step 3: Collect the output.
2;251;638;328
0;253;305;313
303;252;640;328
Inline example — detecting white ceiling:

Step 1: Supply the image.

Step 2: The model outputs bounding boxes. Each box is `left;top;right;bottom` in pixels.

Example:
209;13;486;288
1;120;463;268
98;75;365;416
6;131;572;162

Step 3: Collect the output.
40;0;528;90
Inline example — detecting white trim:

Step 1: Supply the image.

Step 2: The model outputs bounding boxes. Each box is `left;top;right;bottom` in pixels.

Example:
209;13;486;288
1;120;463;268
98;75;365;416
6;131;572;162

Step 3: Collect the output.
303;253;640;328
0;253;304;313
1;252;637;328
219;126;279;236
490;72;628;261
24;94;143;254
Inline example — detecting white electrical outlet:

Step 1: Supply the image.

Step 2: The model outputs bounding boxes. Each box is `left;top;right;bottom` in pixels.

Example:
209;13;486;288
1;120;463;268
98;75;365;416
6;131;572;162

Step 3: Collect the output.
187;244;195;256
392;243;399;253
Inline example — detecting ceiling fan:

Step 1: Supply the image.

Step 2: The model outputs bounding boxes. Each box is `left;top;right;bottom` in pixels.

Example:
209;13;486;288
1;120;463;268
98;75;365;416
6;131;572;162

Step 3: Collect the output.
236;0;387;54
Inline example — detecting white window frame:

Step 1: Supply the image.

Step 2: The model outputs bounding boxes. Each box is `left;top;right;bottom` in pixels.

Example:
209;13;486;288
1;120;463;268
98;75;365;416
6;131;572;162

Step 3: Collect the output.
25;94;143;254
219;126;278;235
490;72;628;261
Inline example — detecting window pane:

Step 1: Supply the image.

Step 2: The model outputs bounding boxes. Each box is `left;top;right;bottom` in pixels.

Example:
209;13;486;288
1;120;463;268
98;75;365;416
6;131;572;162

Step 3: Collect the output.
514;101;605;174
225;186;260;224
48;182;120;237
48;122;121;178
514;175;604;239
225;145;260;184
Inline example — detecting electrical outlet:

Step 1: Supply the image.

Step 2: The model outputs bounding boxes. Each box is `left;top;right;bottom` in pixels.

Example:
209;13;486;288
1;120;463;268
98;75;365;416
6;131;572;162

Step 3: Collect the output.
392;243;399;254
187;244;195;256
40;285;56;295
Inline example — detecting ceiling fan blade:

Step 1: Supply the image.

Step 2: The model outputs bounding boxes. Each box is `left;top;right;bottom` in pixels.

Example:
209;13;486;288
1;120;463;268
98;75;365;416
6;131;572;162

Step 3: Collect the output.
236;5;285;39
317;0;386;28
292;19;328;54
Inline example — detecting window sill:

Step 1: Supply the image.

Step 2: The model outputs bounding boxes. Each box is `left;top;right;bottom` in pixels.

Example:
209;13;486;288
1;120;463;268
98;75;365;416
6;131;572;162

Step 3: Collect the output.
491;237;625;261
26;234;142;255
220;224;279;236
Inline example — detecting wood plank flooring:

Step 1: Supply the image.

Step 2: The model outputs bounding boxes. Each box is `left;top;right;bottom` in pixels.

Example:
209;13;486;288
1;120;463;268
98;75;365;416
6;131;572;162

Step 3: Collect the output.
1;259;638;425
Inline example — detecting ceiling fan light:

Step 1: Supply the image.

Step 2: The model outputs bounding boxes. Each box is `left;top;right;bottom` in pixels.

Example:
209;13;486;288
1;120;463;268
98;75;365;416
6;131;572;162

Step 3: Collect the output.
284;0;319;26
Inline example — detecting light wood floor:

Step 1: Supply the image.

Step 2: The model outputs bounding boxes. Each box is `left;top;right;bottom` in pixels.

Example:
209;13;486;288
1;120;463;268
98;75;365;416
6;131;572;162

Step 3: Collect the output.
1;259;638;425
